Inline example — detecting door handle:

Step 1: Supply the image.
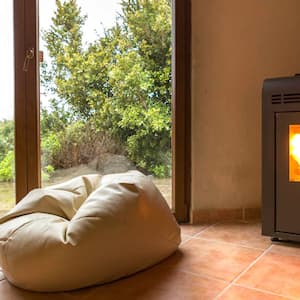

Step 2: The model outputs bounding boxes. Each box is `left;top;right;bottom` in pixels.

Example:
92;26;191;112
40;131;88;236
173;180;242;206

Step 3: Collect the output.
23;48;35;72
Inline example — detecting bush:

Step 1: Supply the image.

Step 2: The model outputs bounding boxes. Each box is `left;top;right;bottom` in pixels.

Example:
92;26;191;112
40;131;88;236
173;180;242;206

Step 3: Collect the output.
41;120;122;170
41;165;55;182
0;151;14;182
118;105;171;178
41;132;61;168
0;120;14;162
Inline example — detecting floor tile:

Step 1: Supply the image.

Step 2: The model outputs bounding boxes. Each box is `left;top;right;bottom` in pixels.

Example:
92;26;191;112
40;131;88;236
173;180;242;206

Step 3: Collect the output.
219;285;291;300
0;252;227;300
270;242;300;258
76;266;227;300
197;220;271;249
168;238;262;282
180;224;210;236
238;252;300;299
0;280;71;300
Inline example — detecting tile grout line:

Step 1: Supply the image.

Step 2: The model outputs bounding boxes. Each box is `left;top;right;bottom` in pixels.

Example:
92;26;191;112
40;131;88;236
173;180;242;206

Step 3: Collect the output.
191;235;270;251
180;269;229;285
180;236;194;245
193;223;217;236
234;283;297;300
180;223;217;245
214;243;273;299
270;242;300;259
191;221;270;251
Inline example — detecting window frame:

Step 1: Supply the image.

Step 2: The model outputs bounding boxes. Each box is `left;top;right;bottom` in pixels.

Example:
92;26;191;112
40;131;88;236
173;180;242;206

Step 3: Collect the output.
13;0;191;223
14;0;40;201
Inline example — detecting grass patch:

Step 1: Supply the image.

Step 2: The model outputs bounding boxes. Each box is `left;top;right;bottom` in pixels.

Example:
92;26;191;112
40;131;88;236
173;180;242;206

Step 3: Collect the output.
0;182;15;210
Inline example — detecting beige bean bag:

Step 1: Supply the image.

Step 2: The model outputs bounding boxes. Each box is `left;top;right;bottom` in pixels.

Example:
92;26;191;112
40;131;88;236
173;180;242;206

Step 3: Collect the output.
0;171;180;292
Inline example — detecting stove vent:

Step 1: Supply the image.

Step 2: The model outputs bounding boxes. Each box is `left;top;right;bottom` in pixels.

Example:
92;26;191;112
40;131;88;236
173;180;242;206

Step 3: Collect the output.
271;93;300;104
271;94;281;104
283;93;300;104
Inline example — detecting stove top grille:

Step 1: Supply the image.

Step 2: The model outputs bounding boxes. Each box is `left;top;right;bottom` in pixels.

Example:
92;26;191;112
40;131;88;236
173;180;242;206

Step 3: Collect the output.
271;93;300;104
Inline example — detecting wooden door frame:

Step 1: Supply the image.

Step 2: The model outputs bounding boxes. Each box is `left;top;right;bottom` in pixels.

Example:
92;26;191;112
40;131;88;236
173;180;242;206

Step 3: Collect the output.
13;0;191;223
14;0;40;202
172;0;191;223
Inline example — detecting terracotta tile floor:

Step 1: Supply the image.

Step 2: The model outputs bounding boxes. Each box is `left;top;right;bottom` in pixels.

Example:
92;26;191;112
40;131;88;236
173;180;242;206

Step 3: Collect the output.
2;220;300;299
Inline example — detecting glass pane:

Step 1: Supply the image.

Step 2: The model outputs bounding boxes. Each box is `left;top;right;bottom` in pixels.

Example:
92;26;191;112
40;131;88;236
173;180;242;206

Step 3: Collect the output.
39;0;172;208
0;0;15;212
289;124;300;182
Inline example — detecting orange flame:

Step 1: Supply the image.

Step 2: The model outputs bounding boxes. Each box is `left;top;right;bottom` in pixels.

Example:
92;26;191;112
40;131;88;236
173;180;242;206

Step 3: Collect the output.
289;126;300;181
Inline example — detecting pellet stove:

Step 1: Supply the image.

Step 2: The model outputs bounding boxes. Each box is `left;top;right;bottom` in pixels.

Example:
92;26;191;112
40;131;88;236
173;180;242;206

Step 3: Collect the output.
262;75;300;242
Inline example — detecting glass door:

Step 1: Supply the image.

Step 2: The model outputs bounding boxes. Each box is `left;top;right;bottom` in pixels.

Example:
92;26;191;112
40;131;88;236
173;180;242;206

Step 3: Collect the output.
39;0;173;209
0;1;15;212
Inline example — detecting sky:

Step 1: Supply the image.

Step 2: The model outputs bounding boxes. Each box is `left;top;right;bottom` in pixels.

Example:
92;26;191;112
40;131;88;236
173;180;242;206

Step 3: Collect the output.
0;0;121;121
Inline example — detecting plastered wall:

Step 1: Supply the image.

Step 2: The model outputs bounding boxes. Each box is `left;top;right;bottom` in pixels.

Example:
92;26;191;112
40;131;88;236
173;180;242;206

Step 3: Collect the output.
191;0;300;215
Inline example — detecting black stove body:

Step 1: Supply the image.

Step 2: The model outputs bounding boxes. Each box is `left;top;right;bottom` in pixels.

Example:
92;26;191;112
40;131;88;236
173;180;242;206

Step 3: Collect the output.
262;75;300;242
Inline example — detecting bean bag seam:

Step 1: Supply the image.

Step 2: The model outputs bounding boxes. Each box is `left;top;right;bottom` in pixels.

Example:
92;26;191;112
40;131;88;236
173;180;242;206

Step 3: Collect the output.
70;215;100;222
1;240;9;276
1;212;69;224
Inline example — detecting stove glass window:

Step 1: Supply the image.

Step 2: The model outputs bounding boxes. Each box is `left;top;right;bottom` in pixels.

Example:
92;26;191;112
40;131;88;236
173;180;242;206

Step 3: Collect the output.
289;125;300;182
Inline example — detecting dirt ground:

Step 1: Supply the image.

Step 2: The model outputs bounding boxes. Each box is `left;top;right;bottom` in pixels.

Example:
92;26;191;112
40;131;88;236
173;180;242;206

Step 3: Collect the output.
0;154;172;211
46;154;172;208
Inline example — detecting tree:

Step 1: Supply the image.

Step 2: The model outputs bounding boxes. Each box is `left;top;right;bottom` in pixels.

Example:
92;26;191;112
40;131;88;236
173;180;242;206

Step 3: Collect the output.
41;0;172;177
104;0;172;176
41;0;90;118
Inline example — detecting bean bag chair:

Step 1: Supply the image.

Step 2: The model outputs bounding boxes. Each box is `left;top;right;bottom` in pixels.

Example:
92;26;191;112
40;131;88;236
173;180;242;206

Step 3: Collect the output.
0;171;180;292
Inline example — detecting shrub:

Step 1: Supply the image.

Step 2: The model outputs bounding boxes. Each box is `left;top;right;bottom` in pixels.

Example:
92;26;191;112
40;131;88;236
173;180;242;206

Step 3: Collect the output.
41;132;61;168
118;105;171;178
0;151;14;182
41;120;122;170
0;120;14;162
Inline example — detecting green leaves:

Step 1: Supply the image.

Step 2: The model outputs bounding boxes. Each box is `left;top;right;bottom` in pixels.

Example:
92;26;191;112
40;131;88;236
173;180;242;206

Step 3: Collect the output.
0;120;14;163
0;121;15;182
0;151;14;182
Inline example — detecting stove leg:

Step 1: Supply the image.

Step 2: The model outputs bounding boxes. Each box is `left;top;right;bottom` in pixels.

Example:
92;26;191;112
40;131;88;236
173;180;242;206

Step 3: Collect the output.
271;237;280;242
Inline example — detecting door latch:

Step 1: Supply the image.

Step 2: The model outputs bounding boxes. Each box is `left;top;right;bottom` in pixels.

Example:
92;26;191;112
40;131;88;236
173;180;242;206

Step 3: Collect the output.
23;48;35;72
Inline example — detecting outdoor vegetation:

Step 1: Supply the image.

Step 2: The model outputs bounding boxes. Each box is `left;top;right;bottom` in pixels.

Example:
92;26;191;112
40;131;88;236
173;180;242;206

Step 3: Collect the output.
0;0;172;200
0;120;14;182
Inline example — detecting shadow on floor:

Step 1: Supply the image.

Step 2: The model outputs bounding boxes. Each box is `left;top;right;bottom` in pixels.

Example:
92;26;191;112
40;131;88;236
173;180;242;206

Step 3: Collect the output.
0;251;188;300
